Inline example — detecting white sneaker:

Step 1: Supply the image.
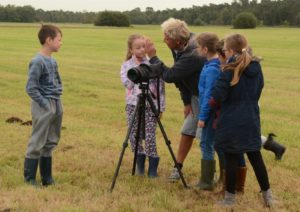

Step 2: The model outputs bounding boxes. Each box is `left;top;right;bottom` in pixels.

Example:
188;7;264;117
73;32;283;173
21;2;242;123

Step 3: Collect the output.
217;191;236;207
262;189;274;208
168;167;181;182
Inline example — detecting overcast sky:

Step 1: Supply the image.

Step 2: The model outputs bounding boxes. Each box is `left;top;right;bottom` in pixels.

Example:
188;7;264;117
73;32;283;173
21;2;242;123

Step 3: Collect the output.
1;0;235;12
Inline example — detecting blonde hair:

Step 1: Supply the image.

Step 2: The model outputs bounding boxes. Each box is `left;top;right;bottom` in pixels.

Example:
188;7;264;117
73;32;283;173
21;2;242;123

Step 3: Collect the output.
125;34;144;60
217;39;262;62
222;33;252;86
161;18;190;43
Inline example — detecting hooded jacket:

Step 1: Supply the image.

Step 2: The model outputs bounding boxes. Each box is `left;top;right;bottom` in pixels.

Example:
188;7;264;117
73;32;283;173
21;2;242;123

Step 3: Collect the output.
198;58;221;121
212;61;264;154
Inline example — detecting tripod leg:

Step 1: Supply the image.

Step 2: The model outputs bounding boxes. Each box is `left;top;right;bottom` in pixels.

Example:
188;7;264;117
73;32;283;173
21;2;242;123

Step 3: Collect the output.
132;97;145;175
146;94;189;188
110;99;141;192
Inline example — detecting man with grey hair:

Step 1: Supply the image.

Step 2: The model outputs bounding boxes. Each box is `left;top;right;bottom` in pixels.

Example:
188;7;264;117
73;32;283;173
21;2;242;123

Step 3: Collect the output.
146;18;205;181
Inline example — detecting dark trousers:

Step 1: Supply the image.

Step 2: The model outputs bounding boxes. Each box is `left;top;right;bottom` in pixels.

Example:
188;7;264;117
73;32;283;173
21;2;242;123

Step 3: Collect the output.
225;151;270;193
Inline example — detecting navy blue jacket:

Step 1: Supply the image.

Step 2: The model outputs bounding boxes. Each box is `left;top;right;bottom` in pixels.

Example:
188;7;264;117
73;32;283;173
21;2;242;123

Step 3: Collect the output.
150;35;205;105
212;61;264;154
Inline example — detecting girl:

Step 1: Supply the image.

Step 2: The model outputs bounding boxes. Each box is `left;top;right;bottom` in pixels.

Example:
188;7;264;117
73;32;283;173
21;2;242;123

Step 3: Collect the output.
215;39;286;194
120;34;165;178
212;34;273;207
195;32;221;190
214;39;248;194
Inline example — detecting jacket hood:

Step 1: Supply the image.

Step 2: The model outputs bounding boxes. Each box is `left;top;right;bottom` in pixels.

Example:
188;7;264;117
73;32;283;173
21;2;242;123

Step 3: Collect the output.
244;61;261;78
186;34;198;52
173;33;204;60
227;56;261;78
206;58;220;69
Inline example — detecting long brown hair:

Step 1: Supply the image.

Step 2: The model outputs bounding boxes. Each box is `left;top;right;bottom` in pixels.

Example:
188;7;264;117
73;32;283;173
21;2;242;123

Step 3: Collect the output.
125;34;144;61
222;33;252;86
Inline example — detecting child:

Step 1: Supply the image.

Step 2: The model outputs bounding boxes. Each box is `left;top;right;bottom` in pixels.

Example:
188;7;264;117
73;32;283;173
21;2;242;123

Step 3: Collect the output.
195;32;221;190
120;34;165;178
212;33;273;207
24;24;63;186
215;39;286;194
214;39;248;194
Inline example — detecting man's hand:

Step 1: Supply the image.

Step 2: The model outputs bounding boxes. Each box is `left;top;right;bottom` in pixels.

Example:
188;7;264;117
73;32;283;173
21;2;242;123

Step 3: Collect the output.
184;104;193;118
198;120;205;128
145;38;156;58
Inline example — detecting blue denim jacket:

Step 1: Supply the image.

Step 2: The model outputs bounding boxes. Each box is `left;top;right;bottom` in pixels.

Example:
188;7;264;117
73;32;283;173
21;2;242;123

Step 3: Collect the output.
26;53;62;108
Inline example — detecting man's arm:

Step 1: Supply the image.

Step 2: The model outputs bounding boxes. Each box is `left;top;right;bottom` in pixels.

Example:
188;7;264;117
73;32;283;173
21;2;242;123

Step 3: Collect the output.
146;38;202;83
149;54;201;83
146;38;201;106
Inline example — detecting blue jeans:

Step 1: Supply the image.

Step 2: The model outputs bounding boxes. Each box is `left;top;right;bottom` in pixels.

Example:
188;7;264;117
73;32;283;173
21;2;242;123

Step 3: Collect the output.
200;115;215;160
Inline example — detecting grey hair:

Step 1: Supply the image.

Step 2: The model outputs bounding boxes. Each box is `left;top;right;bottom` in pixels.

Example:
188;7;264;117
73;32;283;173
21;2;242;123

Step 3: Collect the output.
161;18;190;42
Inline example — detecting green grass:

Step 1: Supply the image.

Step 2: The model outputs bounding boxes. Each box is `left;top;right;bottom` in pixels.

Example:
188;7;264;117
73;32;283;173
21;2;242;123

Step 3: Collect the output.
0;23;300;211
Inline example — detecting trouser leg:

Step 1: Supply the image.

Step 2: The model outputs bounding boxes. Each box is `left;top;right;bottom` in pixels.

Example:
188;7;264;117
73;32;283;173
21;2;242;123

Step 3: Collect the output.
246;151;270;191
225;153;239;194
144;107;158;157
40;99;63;157
26;100;55;159
126;104;144;154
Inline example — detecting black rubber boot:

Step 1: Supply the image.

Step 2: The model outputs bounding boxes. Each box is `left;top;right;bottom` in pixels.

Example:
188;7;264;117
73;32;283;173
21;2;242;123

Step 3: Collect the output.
148;156;159;178
263;133;286;160
136;154;146;176
196;159;216;190
24;158;39;185
39;157;55;186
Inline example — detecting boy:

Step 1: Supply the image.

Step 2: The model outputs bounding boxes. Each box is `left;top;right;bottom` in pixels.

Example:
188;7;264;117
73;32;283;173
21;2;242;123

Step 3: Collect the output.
24;24;63;186
195;32;221;190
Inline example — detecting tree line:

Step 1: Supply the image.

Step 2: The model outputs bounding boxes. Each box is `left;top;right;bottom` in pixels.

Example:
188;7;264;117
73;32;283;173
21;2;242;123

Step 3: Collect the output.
1;0;300;26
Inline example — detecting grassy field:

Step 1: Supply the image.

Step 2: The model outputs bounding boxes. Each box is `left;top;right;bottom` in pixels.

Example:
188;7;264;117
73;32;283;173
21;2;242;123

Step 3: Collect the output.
0;23;300;211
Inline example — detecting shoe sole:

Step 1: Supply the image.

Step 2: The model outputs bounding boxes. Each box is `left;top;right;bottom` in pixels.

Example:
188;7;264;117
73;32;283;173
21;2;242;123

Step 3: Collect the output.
168;177;180;182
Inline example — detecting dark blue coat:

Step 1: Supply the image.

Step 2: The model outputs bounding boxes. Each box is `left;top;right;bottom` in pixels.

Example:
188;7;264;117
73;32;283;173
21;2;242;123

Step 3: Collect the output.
212;61;264;154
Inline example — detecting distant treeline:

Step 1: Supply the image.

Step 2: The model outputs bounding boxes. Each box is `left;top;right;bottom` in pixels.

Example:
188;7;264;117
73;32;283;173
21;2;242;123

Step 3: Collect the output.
1;0;300;26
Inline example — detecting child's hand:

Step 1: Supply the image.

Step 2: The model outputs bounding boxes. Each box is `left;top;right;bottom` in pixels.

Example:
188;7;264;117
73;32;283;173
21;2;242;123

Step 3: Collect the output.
209;97;220;109
43;101;51;111
198;120;205;128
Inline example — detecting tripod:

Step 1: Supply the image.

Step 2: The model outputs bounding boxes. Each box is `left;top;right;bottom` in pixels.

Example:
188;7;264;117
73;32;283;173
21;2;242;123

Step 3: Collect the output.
110;82;188;192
